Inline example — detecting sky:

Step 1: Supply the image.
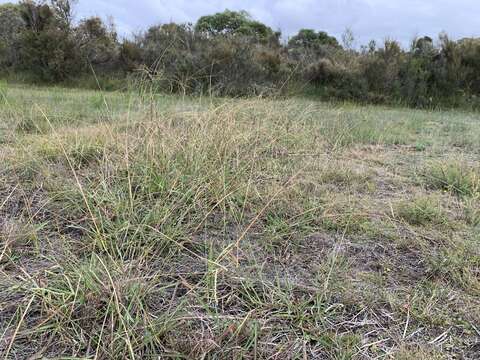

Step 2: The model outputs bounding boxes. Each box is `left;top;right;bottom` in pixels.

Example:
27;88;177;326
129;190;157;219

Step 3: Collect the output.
2;0;480;46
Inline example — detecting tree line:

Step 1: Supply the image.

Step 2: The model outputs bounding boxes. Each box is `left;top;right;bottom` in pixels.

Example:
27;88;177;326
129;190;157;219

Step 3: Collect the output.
2;0;480;108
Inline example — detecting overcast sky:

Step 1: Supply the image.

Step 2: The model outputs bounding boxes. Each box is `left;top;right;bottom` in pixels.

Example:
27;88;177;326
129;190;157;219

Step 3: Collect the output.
3;0;479;46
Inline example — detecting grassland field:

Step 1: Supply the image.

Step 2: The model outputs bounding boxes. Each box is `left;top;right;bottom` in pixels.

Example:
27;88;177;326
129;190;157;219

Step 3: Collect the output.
0;84;479;359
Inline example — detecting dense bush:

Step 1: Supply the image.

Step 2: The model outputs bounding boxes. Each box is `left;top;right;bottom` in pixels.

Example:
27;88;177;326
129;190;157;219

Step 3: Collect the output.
2;1;480;108
120;22;290;96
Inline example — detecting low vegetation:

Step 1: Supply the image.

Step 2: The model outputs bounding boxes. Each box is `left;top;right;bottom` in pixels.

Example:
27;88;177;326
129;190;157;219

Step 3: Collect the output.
0;85;479;358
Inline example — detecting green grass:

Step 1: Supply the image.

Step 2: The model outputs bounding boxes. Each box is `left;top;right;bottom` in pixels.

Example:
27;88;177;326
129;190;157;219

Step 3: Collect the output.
1;84;480;358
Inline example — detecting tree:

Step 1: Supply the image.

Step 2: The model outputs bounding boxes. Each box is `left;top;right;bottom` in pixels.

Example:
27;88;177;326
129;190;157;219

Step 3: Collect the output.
195;10;274;41
362;39;403;95
289;29;340;50
19;0;55;33
76;16;118;67
341;28;355;50
456;37;480;93
50;0;77;30
413;36;436;56
18;0;80;81
0;3;26;67
140;23;196;67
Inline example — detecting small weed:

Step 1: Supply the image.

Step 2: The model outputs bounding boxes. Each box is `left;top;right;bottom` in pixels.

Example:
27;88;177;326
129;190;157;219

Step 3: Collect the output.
427;242;480;294
424;160;480;197
0;80;7;103
16;113;51;134
68;141;106;168
319;166;371;188
395;196;447;226
463;198;480;227
414;141;428;151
